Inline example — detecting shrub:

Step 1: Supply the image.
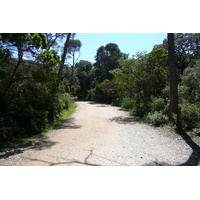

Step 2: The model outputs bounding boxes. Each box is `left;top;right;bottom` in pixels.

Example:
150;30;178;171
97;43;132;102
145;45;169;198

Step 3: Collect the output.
18;105;48;135
87;88;96;101
146;111;168;126
47;93;72;123
181;103;200;130
193;128;200;135
130;105;149;117
122;97;134;109
150;97;168;112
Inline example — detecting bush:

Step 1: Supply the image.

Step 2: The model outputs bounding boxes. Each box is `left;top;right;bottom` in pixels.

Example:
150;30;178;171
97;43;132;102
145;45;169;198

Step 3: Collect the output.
181;103;200;130
122;97;134;109
87;88;96;101
146;111;168;126
130;105;149;117
47;93;72;123
150;97;168;113
18;105;48;135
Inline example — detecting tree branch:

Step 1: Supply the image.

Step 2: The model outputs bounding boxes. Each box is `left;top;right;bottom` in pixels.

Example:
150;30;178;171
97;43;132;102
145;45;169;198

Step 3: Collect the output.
57;33;71;86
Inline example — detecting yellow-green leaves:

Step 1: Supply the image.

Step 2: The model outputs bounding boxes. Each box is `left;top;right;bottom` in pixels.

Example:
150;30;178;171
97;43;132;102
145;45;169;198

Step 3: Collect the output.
37;49;60;66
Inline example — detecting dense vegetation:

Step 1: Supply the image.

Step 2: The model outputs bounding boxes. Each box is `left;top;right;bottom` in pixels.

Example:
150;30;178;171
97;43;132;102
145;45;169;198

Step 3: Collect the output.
74;33;200;134
0;33;77;148
1;33;200;150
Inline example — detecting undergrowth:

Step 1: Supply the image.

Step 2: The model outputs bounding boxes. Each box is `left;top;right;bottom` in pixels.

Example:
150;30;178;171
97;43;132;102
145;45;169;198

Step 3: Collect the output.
0;103;77;152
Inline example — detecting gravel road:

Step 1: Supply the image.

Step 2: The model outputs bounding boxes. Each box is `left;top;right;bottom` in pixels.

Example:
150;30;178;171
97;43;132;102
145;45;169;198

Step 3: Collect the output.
0;101;200;166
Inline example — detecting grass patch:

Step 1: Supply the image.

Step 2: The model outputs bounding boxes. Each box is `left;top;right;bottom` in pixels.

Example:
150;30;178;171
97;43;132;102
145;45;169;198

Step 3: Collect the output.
44;103;77;133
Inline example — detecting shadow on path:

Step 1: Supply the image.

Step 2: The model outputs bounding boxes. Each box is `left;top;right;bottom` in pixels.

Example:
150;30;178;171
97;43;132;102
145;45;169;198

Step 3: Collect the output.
22;148;128;166
0;135;58;160
54;117;81;130
110;115;200;166
143;129;200;166
0;117;80;161
88;101;111;108
109;116;143;125
178;129;200;166
23;148;99;166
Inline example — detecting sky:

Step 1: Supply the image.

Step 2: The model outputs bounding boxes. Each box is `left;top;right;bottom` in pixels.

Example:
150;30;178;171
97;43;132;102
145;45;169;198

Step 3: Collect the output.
69;33;167;64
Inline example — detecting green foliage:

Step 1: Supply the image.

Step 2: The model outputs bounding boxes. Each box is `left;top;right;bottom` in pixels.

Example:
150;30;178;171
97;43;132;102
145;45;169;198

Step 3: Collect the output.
130;103;150;117
146;111;168;126
70;85;77;96
0;33;47;57
75;60;96;100
44;103;77;133
180;103;200;130
67;39;82;56
154;33;200;75
87;88;97;101
192;128;200;135
0;69;9;79
0;47;11;65
94;43;125;82
0;33;75;141
64;83;71;93
150;96;168;113
32;70;58;84
37;49;60;66
109;49;168;117
180;62;200;103
30;33;48;49
2;32;200;143
121;97;135;109
97;79;114;97
18;105;48;134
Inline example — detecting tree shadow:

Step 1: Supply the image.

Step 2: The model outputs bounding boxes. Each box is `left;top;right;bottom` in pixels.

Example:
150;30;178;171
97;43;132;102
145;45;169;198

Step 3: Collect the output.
88;101;110;106
0;134;58;160
0;117;80;160
177;129;200;166
54;117;81;130
22;147;99;166
109;116;143;125
118;108;129;112
22;147;128;166
143;129;200;166
143;161;171;166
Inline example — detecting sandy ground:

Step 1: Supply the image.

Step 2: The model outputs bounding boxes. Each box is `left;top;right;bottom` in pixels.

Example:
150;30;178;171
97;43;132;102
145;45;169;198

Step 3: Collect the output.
0;101;200;166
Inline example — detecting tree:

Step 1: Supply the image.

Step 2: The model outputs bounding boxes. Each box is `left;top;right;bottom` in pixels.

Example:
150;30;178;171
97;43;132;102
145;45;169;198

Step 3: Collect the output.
57;33;71;86
0;33;74;139
75;60;95;99
110;49;168;115
67;39;82;85
168;33;179;122
94;43;127;83
154;33;200;76
45;33;66;49
37;49;60;74
0;33;47;102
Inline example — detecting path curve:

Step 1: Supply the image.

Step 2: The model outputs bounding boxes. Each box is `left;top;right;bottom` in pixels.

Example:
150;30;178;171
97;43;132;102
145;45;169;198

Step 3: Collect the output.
0;101;200;166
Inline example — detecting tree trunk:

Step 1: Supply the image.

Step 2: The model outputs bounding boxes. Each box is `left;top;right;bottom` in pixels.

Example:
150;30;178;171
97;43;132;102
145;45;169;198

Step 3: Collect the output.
168;33;179;122
57;33;71;86
71;51;75;85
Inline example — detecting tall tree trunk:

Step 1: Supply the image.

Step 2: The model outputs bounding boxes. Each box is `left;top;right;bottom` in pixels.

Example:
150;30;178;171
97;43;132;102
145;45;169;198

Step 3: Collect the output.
71;51;75;85
168;33;179;122
57;33;71;86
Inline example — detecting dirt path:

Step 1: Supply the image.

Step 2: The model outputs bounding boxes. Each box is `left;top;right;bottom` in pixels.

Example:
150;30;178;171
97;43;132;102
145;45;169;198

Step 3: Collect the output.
0;101;200;166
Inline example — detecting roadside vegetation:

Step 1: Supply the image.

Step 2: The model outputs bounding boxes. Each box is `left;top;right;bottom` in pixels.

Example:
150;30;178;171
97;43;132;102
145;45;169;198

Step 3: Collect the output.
73;34;200;134
0;33;78;151
1;33;200;151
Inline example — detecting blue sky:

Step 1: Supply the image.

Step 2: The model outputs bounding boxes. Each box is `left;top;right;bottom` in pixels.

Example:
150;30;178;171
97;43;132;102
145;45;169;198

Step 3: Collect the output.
69;33;167;64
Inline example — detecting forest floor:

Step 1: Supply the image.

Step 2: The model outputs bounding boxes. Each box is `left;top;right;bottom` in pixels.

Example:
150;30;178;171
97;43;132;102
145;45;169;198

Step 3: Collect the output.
0;101;200;166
